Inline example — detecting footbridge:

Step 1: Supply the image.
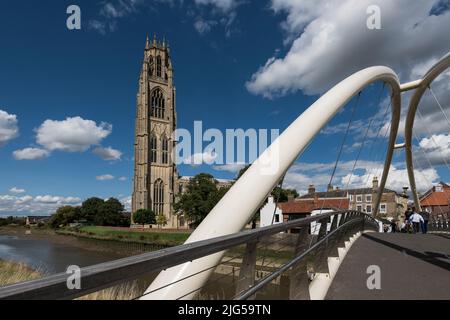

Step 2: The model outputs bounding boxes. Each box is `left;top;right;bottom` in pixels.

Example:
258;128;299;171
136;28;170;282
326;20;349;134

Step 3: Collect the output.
0;53;449;300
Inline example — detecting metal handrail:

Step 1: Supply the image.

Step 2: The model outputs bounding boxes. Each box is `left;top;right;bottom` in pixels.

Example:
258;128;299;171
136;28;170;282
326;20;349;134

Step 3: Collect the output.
234;217;369;300
0;210;377;300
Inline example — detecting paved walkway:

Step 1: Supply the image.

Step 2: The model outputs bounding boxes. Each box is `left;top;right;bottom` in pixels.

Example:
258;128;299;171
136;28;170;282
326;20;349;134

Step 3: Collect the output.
326;232;450;300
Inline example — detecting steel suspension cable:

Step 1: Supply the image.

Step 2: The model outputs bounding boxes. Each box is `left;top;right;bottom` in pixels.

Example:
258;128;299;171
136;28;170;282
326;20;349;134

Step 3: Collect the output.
315;92;361;217
415;106;450;173
429;85;450;128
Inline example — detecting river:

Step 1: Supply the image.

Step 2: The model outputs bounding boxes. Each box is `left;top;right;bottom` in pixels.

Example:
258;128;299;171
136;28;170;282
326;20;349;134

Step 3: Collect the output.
0;233;125;275
0;229;285;299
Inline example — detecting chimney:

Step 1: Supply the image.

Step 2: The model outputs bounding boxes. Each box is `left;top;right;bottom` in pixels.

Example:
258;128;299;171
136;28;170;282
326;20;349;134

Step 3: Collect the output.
402;187;409;196
287;194;295;202
372;177;379;190
327;184;334;192
308;185;316;195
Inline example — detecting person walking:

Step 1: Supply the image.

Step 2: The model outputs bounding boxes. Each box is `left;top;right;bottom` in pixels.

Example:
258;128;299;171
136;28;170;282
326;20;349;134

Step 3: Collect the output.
405;209;413;233
390;220;397;233
409;211;424;234
420;210;430;234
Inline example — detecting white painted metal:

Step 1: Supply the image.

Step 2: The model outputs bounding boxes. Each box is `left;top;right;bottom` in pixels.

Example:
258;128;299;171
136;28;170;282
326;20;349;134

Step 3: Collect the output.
404;52;450;212
400;79;422;92
142;66;401;300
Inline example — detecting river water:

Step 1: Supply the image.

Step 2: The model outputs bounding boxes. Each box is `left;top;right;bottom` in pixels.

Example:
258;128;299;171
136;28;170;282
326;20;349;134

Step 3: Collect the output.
0;234;125;275
0;231;285;299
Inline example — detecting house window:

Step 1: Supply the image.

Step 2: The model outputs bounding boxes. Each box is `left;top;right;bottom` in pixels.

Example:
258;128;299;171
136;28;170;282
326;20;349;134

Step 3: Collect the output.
366;205;372;214
274;215;280;223
153;179;164;215
366;195;372;202
356;195;363;202
357;205;363;212
150;134;157;163
349;195;354;202
380;203;387;214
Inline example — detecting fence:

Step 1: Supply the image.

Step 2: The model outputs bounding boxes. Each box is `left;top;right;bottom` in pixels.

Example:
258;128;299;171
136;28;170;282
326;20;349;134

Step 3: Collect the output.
0;211;378;300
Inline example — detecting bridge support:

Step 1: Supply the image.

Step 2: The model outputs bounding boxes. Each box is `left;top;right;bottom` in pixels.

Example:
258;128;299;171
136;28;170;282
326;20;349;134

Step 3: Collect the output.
309;230;363;300
235;241;258;299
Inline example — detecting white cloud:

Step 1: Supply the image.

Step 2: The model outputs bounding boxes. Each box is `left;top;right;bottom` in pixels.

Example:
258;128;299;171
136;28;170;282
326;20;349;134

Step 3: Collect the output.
0;194;82;216
247;0;450;97
284;160;440;194
0;110;19;146
118;176;128;181
194;0;239;13
120;195;132;212
183;150;218;166
413;134;450;168
89;20;108;35
35;195;63;204
89;0;241;36
13;148;50;160
93;146;123;161
194;18;217;34
96;174;115;181
36;116;112;152
9;187;26;194
340;166;439;193
213;163;246;173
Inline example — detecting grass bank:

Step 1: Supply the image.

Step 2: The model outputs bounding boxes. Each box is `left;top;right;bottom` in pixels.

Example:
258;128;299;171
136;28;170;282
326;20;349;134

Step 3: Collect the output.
0;259;143;299
57;226;191;247
0;260;41;286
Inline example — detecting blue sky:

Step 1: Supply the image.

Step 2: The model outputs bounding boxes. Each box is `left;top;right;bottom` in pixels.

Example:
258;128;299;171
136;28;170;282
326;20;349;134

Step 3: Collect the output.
0;0;449;215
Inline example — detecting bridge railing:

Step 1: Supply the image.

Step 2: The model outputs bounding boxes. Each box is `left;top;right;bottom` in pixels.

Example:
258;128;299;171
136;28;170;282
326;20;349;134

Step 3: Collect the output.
429;216;450;232
0;211;378;300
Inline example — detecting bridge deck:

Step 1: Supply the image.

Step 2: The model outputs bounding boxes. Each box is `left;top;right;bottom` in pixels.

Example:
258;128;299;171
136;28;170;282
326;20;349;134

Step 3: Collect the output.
326;232;450;300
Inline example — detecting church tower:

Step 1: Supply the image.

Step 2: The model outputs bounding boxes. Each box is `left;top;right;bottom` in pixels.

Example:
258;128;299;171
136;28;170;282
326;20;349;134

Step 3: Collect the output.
132;35;179;228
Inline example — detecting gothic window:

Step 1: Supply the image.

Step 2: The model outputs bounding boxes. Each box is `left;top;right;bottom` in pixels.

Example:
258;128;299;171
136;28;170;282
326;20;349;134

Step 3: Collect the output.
153;179;164;215
149;56;154;76
156;55;162;78
162;136;169;164
150;89;165;119
150;134;157;163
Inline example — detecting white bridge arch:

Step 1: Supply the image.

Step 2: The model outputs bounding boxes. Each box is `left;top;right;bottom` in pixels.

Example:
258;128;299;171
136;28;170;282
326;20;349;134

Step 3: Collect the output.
403;53;450;212
142;66;402;300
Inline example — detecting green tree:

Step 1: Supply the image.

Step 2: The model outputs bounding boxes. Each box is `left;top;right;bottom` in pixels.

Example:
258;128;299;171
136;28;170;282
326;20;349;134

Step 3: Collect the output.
95;198;125;226
272;187;299;203
49;206;81;228
156;214;168;229
174;173;224;228
133;209;156;227
80;197;105;223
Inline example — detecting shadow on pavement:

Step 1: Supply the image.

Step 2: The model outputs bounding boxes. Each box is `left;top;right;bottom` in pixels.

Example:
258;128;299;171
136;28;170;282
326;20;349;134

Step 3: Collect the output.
362;233;450;271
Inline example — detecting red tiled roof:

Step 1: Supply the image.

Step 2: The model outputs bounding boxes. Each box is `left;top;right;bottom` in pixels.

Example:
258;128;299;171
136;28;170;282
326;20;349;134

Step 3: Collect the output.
279;198;350;215
420;187;450;206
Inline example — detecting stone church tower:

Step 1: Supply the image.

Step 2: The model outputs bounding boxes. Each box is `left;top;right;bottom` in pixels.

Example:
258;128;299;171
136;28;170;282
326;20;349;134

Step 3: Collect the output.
132;36;179;228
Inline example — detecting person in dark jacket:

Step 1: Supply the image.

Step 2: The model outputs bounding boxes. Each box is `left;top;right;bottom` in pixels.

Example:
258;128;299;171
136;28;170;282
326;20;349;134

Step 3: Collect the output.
420;210;430;234
405;209;413;233
390;220;397;233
